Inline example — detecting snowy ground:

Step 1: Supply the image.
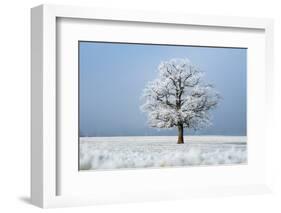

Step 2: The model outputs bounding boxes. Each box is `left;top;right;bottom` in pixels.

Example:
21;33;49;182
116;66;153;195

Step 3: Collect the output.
79;136;247;170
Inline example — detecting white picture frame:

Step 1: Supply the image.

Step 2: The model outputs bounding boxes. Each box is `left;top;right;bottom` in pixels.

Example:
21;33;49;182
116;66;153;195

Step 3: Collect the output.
31;4;274;208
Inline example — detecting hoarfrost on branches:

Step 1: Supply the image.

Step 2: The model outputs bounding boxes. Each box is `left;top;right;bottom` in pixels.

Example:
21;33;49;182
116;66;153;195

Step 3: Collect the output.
141;58;221;143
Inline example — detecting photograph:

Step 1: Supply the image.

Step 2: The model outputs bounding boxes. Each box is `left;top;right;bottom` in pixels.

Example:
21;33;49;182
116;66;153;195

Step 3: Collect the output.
79;41;247;171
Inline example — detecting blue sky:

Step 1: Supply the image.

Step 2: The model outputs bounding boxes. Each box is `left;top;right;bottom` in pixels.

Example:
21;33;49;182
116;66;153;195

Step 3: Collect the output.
79;42;247;137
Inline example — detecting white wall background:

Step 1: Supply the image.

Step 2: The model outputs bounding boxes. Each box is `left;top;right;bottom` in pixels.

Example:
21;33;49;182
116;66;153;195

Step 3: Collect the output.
0;0;280;212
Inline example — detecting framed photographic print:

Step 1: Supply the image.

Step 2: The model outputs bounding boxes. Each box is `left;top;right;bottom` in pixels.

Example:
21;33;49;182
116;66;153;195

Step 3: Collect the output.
31;4;274;208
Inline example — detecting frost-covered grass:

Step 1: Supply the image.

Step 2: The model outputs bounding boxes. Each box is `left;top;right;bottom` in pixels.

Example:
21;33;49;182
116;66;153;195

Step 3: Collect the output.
79;136;247;170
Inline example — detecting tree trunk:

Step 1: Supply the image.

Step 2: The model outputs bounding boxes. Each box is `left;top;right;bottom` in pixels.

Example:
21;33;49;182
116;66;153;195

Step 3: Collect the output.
177;124;184;144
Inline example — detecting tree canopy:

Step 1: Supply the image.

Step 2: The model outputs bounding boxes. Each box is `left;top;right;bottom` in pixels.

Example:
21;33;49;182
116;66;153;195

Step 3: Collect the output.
141;58;220;133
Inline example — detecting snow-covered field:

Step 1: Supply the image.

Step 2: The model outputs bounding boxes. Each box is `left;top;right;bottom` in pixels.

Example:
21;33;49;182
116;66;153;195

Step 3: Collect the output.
79;136;247;170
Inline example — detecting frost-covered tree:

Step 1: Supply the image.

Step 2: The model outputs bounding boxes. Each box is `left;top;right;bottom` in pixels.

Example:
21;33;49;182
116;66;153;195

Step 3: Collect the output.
141;58;220;144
